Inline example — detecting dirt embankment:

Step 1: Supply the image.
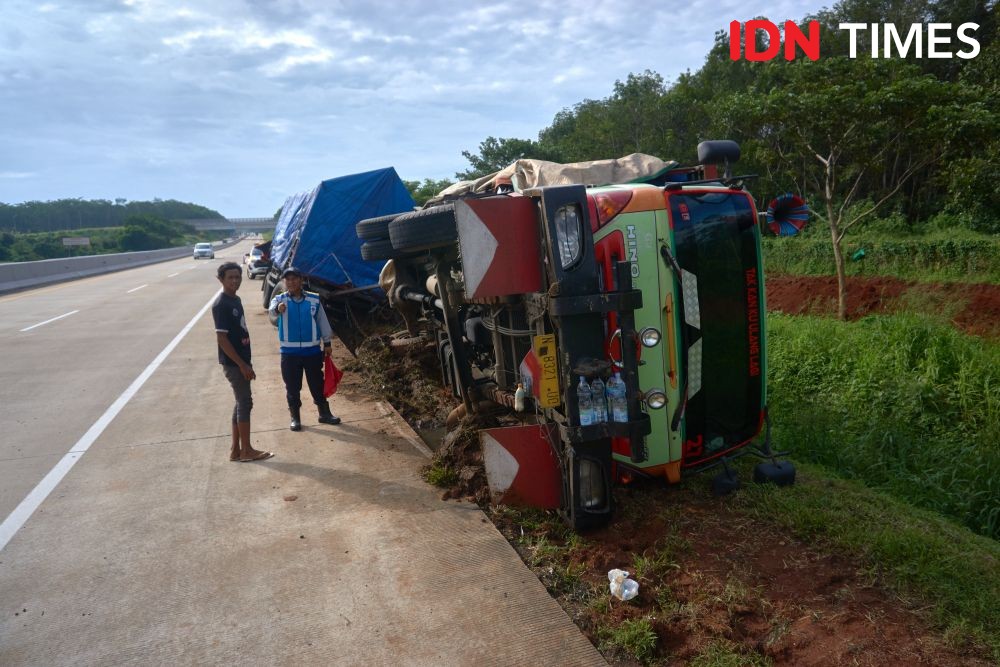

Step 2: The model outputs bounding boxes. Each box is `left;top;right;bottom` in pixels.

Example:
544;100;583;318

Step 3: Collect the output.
765;274;1000;338
488;482;993;666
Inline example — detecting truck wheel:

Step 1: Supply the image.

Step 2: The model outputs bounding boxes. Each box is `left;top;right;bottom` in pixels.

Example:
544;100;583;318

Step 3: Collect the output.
360;239;395;261
356;213;401;241
263;277;285;310
711;469;742;496
389;205;457;253
753;461;796;486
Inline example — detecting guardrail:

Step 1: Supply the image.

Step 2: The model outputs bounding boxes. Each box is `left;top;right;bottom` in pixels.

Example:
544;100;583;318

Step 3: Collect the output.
0;240;242;296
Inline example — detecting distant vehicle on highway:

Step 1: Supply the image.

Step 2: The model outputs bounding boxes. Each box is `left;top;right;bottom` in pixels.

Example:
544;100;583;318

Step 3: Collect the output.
245;242;272;279
192;242;215;260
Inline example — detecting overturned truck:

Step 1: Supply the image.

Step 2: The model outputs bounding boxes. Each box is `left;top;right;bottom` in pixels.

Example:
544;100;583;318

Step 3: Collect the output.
359;142;795;530
262;168;416;347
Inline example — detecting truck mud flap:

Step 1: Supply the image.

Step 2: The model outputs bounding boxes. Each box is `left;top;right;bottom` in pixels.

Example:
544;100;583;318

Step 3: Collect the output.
481;424;562;510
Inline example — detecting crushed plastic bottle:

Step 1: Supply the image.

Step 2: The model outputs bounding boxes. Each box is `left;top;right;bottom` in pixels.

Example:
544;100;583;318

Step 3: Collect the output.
590;376;608;423
608;568;639;601
577;376;595;426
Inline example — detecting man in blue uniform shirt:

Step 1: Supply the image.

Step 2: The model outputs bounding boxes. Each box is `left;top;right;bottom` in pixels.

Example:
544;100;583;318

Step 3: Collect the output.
268;267;341;431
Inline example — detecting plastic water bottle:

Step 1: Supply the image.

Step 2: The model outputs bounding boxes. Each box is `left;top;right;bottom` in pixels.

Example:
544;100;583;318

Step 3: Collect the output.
608;569;639;601
514;383;526;412
590;376;608;423
577;376;595;426
607;372;628;423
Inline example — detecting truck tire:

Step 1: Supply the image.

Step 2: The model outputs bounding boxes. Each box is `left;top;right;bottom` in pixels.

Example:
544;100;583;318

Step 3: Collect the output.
389;205;458;253
263;276;285;310
753;461;796;487
360;239;395;261
262;278;275;310
356;213;401;241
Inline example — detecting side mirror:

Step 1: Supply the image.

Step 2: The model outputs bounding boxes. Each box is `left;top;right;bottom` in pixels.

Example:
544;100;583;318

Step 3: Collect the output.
697;140;741;166
697;140;741;179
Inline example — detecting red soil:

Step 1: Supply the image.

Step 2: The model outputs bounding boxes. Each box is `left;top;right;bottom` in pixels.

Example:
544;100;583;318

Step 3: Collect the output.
765;274;1000;338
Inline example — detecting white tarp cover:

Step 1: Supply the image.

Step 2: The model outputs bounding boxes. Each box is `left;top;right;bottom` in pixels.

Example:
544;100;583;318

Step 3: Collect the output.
427;153;678;206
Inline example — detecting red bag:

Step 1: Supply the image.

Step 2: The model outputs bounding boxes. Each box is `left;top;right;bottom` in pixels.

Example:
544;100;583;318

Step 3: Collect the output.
323;356;343;397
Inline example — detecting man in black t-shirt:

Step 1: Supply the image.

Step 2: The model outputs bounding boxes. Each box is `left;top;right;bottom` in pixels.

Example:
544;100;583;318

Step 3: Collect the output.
212;262;274;463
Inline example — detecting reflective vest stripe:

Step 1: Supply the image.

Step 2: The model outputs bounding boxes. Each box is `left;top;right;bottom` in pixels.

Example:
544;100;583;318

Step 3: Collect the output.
278;294;322;350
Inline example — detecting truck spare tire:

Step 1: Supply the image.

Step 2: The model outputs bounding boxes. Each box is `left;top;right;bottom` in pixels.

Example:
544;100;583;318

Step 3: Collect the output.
389;204;458;253
360;238;396;261
356;213;401;241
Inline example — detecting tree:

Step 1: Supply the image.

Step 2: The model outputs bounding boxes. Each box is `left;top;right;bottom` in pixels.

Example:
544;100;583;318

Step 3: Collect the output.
0;198;224;233
538;100;618;162
456;137;546;179
403;178;454;206
726;57;977;319
606;71;671;156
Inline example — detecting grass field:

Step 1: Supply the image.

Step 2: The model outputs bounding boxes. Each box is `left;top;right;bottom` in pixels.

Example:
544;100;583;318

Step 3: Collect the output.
766;312;1000;540
762;232;1000;283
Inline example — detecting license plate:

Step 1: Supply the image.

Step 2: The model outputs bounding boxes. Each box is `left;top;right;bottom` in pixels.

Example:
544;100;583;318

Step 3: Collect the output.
532;334;560;408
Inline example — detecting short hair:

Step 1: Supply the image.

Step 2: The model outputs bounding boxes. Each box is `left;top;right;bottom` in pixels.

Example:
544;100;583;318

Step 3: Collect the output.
217;262;241;279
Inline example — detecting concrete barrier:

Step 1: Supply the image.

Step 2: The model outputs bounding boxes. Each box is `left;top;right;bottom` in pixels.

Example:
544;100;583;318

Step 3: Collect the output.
0;240;242;296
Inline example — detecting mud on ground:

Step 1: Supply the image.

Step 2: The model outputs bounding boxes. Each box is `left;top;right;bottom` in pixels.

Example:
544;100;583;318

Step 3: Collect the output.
343;333;456;430
487;482;993;666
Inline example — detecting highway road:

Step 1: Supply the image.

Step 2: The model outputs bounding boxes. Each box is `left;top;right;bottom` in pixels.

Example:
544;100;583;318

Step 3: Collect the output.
0;243;605;665
0;243;258;529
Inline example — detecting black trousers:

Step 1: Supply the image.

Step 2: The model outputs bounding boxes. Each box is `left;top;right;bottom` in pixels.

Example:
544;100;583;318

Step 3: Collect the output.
280;353;325;409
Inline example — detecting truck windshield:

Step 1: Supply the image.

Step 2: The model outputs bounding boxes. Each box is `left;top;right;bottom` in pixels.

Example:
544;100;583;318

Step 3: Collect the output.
669;192;763;460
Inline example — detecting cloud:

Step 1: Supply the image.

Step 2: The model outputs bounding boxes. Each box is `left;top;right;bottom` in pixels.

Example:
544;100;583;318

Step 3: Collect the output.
0;0;828;215
258;119;291;134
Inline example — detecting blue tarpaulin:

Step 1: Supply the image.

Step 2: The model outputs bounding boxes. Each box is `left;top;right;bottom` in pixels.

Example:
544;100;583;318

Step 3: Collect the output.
271;167;415;288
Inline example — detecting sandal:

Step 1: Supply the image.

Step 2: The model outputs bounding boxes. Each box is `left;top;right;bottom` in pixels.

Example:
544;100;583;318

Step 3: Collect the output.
240;450;275;462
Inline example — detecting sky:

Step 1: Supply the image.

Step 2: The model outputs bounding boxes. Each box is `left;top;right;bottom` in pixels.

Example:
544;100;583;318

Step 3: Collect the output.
1;0;828;218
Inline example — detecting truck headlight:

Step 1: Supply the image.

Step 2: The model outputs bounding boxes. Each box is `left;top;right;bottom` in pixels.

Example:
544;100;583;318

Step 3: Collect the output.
578;457;607;509
643;388;667;409
639;327;661;347
554;204;583;269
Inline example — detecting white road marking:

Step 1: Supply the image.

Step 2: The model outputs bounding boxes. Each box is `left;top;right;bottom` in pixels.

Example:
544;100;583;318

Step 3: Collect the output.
0;292;219;552
127;284;148;293
167;272;180;278
19;310;80;332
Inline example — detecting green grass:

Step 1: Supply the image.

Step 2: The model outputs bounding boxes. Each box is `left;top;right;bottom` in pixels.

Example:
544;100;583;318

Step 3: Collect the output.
762;233;1000;283
767;312;1000;539
734;464;1000;661
597;616;658;664
690;640;772;667
631;538;683;583
421;459;457;487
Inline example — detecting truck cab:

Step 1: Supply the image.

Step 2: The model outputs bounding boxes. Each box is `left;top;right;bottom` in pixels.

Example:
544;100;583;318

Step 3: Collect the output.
360;141;793;530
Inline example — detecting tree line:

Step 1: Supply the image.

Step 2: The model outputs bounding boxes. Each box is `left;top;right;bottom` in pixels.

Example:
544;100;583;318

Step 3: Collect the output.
454;0;998;317
0;215;202;262
0;198;224;234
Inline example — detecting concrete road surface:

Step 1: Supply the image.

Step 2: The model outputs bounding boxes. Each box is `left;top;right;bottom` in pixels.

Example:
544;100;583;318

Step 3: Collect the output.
0;243;606;665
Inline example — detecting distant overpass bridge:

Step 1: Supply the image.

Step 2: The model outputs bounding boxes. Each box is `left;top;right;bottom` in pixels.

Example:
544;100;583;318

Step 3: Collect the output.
177;218;277;232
